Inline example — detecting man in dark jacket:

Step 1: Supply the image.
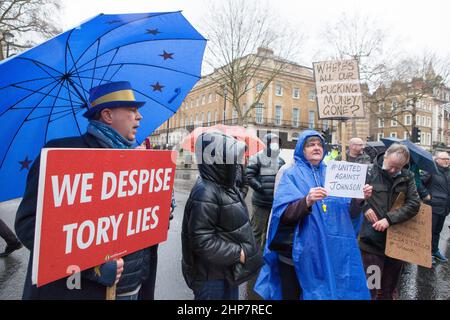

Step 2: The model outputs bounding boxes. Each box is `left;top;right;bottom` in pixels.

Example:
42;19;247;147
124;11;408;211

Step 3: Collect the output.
336;137;372;164
359;143;421;300
15;81;157;300
421;151;450;263
246;133;285;251
182;132;263;300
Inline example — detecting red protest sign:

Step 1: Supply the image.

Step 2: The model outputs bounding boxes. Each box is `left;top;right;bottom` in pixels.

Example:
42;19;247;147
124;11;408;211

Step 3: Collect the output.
32;148;177;287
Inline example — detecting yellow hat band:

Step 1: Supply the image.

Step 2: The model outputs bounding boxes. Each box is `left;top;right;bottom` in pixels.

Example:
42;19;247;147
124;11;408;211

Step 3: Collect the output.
90;89;136;107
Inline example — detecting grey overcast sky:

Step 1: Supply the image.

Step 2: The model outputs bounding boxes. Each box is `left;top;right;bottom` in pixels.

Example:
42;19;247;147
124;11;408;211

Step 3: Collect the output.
62;0;450;69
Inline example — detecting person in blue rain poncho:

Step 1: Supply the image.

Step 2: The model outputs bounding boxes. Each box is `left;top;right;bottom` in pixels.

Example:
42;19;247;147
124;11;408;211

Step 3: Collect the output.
254;130;372;300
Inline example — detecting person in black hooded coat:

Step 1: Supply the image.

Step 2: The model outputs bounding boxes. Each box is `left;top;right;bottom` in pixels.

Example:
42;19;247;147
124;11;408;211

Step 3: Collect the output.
181;132;263;300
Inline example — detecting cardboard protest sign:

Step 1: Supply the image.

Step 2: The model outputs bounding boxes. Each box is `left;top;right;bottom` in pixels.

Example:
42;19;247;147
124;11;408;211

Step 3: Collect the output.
324;160;368;199
32;148;177;287
313;59;365;119
385;193;432;268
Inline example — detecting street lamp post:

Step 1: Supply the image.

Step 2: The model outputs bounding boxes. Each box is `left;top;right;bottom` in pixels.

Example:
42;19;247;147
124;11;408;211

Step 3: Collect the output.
2;32;15;58
223;85;227;125
166;118;170;149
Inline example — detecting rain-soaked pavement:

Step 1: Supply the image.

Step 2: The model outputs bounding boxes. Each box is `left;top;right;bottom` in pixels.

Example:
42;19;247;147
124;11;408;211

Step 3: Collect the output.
1;169;449;300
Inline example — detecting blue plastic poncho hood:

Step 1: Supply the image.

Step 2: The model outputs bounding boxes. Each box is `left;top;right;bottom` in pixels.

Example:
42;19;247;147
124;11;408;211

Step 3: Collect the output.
254;130;370;300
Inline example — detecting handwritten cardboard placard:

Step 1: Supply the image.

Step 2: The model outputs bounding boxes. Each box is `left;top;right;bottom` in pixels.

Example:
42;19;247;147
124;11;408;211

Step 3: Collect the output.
324;160;368;199
313;59;365;119
385;199;432;268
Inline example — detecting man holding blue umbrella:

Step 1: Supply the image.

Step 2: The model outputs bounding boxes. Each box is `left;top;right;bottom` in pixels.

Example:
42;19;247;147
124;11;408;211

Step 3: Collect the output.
15;81;159;300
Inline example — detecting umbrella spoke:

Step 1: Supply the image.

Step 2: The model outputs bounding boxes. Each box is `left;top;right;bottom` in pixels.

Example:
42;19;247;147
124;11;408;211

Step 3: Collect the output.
67;12;175;75
0;79;60;117
43;79;67;143
49;108;83;124
99;48;120;85
75;38;205;78
0;79;64;169
8;83;79;105
11;105;81;109
132;87;177;114
0;76;60;91
107;65;123;82
16;57;64;80
91;39;101;89
78;62;201;80
26;109;74;121
62;80;83;136
66;41;89;103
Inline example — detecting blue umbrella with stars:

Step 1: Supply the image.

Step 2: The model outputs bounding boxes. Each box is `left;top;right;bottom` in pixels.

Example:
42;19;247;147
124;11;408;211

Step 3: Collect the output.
0;11;206;201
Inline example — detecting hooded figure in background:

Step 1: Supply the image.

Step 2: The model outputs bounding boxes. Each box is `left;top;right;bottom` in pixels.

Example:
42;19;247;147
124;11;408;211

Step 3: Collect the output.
246;133;285;251
181;131;263;300
254;130;370;300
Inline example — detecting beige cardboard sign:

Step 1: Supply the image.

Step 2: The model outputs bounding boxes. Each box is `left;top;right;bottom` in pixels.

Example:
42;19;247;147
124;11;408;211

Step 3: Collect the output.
313;59;365;119
385;197;432;268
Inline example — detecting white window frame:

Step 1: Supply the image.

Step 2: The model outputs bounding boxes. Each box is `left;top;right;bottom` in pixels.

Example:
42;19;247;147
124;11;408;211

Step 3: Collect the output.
275;105;283;125
207;111;211;126
390;132;398;138
232;109;238;124
256;81;264;93
378;118;385;128
404;131;409;140
391;116;398;127
292;108;300;127
292;88;300;99
404;115;412;126
255;103;264;124
275;84;283;96
377;132;384;141
308;111;315;129
391;100;398;111
308;90;316;101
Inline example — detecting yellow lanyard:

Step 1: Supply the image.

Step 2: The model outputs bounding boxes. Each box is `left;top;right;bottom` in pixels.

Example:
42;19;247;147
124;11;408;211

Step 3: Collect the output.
312;167;327;213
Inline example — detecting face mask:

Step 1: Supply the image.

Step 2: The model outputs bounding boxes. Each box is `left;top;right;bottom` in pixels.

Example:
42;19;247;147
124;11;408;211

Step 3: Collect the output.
269;143;280;152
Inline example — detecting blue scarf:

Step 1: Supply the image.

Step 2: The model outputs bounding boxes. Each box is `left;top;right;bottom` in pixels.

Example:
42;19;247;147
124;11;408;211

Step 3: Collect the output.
87;120;135;149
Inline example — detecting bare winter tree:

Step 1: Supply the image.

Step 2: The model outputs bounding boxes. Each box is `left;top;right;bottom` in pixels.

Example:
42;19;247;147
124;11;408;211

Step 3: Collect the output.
201;0;303;126
320;12;394;138
320;13;450;142
368;52;450;137
0;0;62;60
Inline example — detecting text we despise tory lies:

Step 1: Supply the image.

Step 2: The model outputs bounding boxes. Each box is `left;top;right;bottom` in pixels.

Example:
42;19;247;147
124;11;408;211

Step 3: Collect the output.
50;167;173;254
